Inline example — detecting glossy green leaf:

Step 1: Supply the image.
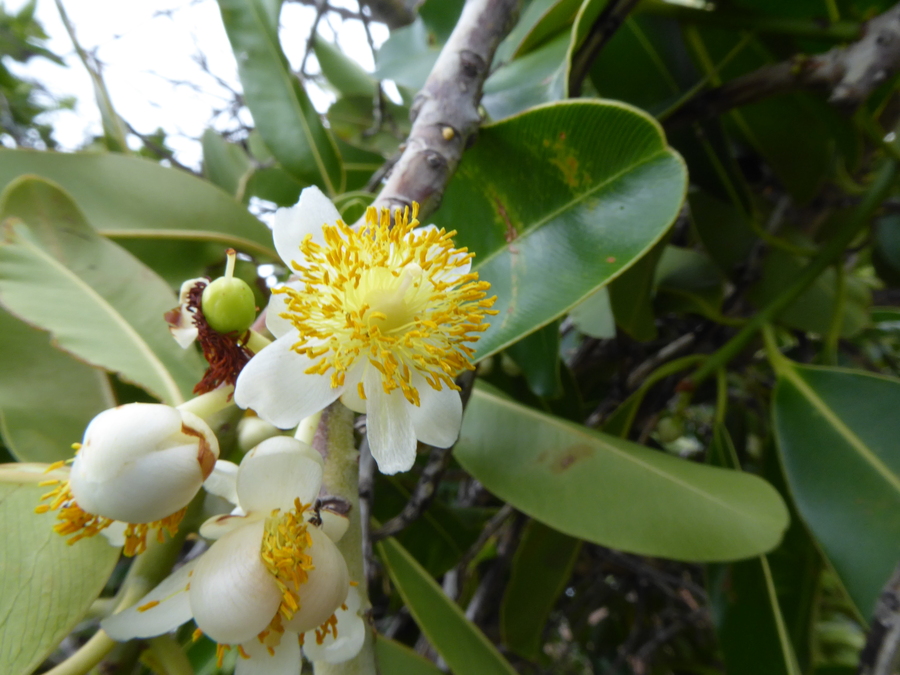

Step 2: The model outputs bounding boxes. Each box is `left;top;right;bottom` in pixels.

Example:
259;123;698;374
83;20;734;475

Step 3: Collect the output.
513;0;582;58
0;464;119;675
374;637;443;675
201;129;253;199
562;0;610;96
217;0;344;194
327;95;409;155
313;35;376;98
707;425;801;675
378;535;518;675
607;236;666;341
655;245;725;321
569;285;616;339
456;383;789;561
481;34;568;121
0;309;114;462
751;247;871;338
506;320;563;398
374;19;438;91
0;177;204;404
772;362;900;616
0;148;276;260
433;100;687;360
501;520;581;658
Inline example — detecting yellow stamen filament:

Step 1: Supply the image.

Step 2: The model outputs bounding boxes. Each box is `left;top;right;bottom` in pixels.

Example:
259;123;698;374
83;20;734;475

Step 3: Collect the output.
138;600;160;612
260;498;315;622
216;644;228;668
280;203;497;405
315;612;339;645
35;480;187;556
192;628;204;642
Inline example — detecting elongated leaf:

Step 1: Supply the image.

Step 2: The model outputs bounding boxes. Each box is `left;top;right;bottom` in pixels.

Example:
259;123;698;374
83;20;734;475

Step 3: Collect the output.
456;384;789;561
0;309;114;463
0;177;203;404
0;464;119;675
505;320;562;398
201;129;253;199
608;236;667;341
513;0;582;58
377;536;518;675
313;36;376;98
501;520;581;658
433;100;687;360
772;363;900;616
0;149;275;260
562;0;610;96
707;426;801;675
374;637;443;675
217;0;344;194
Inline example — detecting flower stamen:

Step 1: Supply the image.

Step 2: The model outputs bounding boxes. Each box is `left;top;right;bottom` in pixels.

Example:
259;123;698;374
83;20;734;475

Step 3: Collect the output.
260;498;315;621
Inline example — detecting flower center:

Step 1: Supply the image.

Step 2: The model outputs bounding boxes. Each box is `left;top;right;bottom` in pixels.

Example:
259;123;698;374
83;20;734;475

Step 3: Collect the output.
280;203;498;405
260;498;315;621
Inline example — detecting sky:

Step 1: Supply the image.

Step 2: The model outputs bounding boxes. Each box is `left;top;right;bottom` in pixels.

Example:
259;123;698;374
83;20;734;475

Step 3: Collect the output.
6;0;388;168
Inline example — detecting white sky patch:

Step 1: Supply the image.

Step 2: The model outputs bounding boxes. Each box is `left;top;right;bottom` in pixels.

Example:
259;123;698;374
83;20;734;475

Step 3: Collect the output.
5;0;388;169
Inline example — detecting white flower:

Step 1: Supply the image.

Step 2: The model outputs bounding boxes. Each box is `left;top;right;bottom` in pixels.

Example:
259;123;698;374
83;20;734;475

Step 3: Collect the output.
102;436;358;673
234;187;496;474
37;403;219;556
165;277;207;348
302;586;366;664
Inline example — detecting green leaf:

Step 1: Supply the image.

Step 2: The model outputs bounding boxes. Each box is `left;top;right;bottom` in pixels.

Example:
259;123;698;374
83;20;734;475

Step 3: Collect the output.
0;309;114;462
706;425;802;675
201;129;253;199
772;362;900;616
0;465;119;675
0;149;276;260
607;236;666;341
374;637;443;675
217;0;344;194
569;285;616;339
512;0;582;58
505;321;563;398
432;100;687;360
313;35;377;98
377;535;518;675
0;176;204;404
456;383;789;561
562;0;610;96
654;246;725;321
689;190;756;276
375;19;439;91
500;520;581;658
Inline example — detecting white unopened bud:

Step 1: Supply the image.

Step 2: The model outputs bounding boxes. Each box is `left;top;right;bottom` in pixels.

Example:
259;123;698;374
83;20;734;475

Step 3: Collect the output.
69;403;219;524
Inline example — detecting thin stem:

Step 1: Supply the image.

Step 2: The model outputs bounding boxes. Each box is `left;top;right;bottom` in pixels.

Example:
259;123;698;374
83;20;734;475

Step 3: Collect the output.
689;160;897;386
177;385;235;422
243;329;272;355
313;403;377;675
822;262;846;365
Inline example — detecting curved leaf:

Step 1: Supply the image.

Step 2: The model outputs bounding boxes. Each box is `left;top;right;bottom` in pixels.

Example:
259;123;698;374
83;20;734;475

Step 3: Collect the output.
0;177;204;404
217;0;345;194
0;464;119;675
455;384;789;561
0;309;114;463
0;149;275;260
374;637;443;675
377;536;518;675
432;100;687;360
772;363;900;616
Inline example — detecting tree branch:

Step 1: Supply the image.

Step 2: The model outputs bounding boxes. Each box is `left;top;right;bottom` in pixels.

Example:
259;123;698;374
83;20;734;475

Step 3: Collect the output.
665;1;900;129
858;560;900;675
370;0;521;219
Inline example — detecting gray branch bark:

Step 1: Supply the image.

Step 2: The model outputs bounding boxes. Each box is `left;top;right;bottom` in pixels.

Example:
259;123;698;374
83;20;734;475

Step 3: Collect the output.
665;1;900;129
858;561;900;675
370;0;521;219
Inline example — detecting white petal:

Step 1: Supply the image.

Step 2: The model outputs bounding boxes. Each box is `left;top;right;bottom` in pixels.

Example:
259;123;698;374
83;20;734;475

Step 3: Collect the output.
198;512;261;540
274;186;339;267
102;559;198;640
204;460;239;505
364;368;417;475
338;363;367;414
283;528;350;634
407;374;462;448
237;634;302;675
101;520;127;547
237;416;284;453
237;436;324;512
303;613;365;664
319;510;349;543
234;332;344;429
264;280;303;339
190;522;282;644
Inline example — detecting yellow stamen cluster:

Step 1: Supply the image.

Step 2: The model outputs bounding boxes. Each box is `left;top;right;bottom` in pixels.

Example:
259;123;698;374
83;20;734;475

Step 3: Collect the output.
260;498;315;621
280;203;497;405
35;479;186;556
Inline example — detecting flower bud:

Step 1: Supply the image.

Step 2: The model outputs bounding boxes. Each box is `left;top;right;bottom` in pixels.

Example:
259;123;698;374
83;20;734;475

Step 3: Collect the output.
201;277;256;334
69;403;219;524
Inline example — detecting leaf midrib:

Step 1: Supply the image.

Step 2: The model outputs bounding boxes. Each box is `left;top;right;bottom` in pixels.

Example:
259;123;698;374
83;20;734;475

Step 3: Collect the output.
470;388;782;527
780;367;900;493
5;226;183;404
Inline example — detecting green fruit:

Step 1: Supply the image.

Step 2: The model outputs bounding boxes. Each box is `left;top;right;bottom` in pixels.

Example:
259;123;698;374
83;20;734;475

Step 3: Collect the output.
201;276;257;334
